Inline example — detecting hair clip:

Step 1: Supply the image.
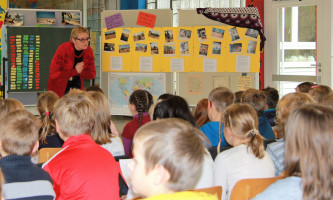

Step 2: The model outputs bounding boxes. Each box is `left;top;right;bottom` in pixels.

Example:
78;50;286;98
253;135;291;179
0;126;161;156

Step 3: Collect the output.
311;85;319;89
250;129;259;136
45;112;50;116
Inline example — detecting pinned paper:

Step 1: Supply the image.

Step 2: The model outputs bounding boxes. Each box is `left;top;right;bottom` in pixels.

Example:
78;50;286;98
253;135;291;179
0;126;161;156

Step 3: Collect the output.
136;12;156;28
105;13;124;30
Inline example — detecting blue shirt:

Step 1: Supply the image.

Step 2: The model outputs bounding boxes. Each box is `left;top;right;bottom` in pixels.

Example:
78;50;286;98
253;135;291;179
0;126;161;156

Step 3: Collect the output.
200;121;228;147
258;116;276;139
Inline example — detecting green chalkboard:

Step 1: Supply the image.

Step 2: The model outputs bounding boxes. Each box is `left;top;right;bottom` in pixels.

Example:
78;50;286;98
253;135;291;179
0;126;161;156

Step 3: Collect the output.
7;27;73;92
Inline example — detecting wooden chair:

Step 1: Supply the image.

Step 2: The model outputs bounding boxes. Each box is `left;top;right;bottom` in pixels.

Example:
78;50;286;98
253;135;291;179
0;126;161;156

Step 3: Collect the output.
230;176;283;200
38;147;62;163
189;186;222;200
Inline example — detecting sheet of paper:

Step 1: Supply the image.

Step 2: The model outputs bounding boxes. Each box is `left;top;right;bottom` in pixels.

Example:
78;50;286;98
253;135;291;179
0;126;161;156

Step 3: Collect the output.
170;58;184;71
140;57;153;72
136;12;156;28
236;55;251;72
119;159;132;184
203;58;217;72
105;13;124;30
187;75;203;95
213;76;230;89
237;75;252;91
110;56;123;71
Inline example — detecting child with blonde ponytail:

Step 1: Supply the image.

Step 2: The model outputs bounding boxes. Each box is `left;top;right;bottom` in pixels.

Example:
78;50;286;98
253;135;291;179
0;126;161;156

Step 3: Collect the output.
214;103;274;200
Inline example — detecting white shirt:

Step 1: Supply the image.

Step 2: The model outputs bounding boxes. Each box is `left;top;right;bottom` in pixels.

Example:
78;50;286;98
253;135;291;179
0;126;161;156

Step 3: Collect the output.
101;136;125;157
194;150;215;189
214;144;275;200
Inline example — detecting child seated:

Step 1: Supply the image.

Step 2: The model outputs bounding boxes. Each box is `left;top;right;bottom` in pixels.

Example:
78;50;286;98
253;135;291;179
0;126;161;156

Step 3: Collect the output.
42;91;120;199
0;110;55;200
261;87;279;126
128;118;217;200
214;103;275;200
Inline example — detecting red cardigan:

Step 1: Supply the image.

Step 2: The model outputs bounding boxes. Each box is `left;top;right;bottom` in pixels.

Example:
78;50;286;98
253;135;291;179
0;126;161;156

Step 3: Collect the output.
47;41;96;97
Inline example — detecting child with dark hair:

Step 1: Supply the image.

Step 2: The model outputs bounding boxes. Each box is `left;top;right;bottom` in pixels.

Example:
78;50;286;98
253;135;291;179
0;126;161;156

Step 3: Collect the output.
122;89;153;157
261;87;279;126
241;88;275;139
295;81;315;93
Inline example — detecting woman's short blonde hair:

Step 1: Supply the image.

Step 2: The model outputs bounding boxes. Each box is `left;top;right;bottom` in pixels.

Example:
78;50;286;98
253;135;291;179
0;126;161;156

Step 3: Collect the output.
70;26;89;40
133;118;206;192
53;91;95;137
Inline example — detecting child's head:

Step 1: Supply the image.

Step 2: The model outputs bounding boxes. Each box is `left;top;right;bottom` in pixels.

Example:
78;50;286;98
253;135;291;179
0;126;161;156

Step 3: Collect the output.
129;89;154;126
0;98;25;122
308;85;332;103
261;87;279;109
53;91;95;139
157;93;174;101
208;87;235;115
85;85;104;94
275;92;316;138
295;81;315;93
285;104;333;199
241;88;267;114
194;98;210;127
153;95;197;127
129;118;205;197
234;91;244;103
87;91;112;145
37;91;59;144
223;103;265;159
0;110;40;156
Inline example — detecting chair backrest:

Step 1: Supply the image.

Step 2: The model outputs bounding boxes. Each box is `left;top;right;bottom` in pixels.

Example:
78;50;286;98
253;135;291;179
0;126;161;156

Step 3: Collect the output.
230;176;283;200
38;147;62;163
189;186;222;200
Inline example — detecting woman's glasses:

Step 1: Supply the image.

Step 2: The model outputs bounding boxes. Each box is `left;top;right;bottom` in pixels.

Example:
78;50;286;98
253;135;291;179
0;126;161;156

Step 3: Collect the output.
76;37;90;43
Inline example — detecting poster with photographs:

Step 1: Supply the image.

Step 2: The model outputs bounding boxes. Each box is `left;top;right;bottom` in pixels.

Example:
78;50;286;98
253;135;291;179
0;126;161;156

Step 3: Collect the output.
180;42;190;55
178;29;192;41
230;43;242;53
105;30;116;40
212;42;221;55
247;41;257;54
104;43;115;52
150;42;159;55
164;45;175;56
197;28;207;42
199;44;208;56
119;44;130;53
148;29;161;39
136;43;147;53
164;30;174;43
211;27;224;40
229;27;240;42
245;28;259;39
36;11;56;24
5;13;24;26
133;32;145;42
120;29;130;42
62;12;80;25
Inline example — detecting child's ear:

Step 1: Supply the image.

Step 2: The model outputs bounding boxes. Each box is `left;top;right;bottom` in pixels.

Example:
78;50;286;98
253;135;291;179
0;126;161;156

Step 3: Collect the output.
154;165;170;186
31;140;39;154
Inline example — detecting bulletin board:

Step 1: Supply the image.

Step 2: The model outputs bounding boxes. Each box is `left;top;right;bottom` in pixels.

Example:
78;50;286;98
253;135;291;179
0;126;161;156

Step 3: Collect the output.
101;25;260;73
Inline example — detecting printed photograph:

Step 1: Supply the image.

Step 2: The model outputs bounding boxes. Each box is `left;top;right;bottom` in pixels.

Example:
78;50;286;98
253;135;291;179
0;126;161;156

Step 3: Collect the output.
4;12;24;26
104;43;115;52
229;27;240;42
120;29;130;42
36;11;56;24
197;28;207;41
230;43;242;53
247;40;257;54
199;44;209;56
119;44;130;53
133;31;145;42
150;42;159;55
245;28;259;39
211;27;224;39
180;42;189;55
62;12;80;25
136;43;148;53
212;42;221;55
164;30;174;43
105;30;116;40
164;45;175;55
148;29;161;39
178;29;192;40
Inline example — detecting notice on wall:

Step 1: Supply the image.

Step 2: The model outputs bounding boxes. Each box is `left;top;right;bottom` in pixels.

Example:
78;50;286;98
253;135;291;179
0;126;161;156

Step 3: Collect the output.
237;75;252;91
8;34;40;91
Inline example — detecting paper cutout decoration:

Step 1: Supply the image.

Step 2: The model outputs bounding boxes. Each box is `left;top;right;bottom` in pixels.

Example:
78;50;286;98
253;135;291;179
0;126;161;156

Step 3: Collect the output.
105;13;124;30
136;12;156;28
